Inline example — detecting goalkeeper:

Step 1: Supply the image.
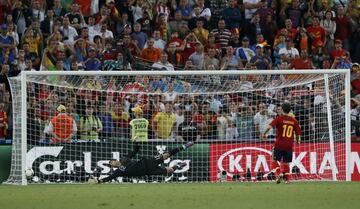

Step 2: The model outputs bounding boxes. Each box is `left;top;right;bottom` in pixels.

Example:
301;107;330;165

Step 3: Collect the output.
89;141;194;183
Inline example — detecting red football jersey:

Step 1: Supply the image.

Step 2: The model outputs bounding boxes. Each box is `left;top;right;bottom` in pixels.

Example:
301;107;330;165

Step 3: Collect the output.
270;115;301;151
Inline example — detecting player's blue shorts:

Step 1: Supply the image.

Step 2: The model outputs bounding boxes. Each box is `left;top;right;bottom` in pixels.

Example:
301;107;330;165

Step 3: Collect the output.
272;147;293;163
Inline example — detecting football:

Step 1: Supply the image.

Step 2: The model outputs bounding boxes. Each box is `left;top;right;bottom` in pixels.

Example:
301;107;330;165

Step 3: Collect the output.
25;168;34;179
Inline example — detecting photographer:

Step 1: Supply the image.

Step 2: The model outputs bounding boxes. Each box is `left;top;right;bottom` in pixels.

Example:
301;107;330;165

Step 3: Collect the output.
79;105;103;142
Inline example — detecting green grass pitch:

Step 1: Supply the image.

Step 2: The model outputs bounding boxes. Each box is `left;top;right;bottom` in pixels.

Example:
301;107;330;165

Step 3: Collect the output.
1;182;360;209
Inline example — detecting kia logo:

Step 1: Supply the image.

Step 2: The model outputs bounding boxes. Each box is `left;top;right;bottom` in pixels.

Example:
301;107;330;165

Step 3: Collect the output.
217;147;272;177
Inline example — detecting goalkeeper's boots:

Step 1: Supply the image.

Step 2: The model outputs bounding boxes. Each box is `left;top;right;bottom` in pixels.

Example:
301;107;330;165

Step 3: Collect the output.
88;175;99;184
182;141;194;150
276;173;284;184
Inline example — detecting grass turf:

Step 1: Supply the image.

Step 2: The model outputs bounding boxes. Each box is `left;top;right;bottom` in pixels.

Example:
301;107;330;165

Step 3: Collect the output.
0;182;360;209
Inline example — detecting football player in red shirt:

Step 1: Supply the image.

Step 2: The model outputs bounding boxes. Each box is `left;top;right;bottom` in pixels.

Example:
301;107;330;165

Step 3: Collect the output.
261;102;301;184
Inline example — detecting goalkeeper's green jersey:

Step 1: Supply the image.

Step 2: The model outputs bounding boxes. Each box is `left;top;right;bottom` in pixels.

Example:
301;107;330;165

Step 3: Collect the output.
129;118;149;141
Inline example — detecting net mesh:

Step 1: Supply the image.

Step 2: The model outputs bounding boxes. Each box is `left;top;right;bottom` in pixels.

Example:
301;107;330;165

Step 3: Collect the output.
5;71;348;184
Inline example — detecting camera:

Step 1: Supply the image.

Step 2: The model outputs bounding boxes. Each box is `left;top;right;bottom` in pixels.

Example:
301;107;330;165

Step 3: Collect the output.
217;170;227;182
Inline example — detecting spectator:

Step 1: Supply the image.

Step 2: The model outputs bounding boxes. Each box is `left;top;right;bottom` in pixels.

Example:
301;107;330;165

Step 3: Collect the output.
221;0;242;30
44;104;77;143
97;103;114;141
211;19;231;50
188;42;205;70
235;36;256;64
194;0;211;22
84;47;101;71
0;24;16;65
243;0;262;22
177;110;200;142
31;0;45;22
173;0;193;20
279;38;300;63
111;102;130;138
220;46;243;70
285;0;305;28
289;49;314;69
153;101;176;140
169;11;187;34
236;105;255;141
193;19;209;46
65;2;84;30
307;16;326;49
141;38;161;63
167;42;183;66
334;5;352;50
203;47;220;70
254;102;275;140
249;44;272;69
131;22;148;50
53;0;66;18
79;104;103;142
61;16;78;44
152;51;175;71
330;39;347;60
320;10;336;53
0;102;8;142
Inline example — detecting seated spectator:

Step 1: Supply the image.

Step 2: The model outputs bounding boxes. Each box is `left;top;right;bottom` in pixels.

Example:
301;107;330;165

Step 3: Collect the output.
167;43;183;66
188;42;205;70
278;38;299;63
235;36;256;65
289;50;314;69
169;11;188;34
330;39;347;61
131;22;148;50
211;19;231;50
152;101;176;140
173;0;193;20
220;46;244;70
203;48;220;70
307;16;326;49
152;52;175;71
141;38;161;63
177;110;200;142
249;44;272;69
84;47;101;71
228;29;242;48
144;30;166;51
193;19;209;46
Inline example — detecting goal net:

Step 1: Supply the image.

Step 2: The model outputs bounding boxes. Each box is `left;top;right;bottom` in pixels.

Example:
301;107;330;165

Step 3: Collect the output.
4;70;351;185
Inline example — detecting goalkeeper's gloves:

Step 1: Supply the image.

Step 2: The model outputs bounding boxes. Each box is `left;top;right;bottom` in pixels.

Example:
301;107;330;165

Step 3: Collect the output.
182;141;194;150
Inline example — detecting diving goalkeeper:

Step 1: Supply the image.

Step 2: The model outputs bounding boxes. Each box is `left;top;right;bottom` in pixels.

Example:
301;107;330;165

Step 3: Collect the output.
89;141;194;183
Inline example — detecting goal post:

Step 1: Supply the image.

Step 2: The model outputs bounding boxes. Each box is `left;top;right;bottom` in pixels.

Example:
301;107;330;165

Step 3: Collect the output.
4;70;351;185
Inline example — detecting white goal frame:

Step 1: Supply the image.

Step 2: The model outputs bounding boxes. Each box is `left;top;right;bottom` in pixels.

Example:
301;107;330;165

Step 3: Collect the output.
12;70;352;185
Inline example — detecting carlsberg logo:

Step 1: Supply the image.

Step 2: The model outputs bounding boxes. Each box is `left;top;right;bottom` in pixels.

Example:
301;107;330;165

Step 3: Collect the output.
27;146;117;175
26;146;191;176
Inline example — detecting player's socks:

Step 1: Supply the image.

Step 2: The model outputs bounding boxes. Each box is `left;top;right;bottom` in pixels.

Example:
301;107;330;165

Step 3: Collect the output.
283;164;290;183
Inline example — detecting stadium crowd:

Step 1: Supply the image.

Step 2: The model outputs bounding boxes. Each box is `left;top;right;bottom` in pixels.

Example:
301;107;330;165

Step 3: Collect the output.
0;0;360;143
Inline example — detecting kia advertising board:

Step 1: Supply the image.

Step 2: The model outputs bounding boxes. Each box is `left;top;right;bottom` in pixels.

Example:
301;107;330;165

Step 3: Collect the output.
210;143;360;182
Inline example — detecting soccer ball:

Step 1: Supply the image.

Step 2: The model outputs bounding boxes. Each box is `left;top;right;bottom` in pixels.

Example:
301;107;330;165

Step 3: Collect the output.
25;168;34;179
